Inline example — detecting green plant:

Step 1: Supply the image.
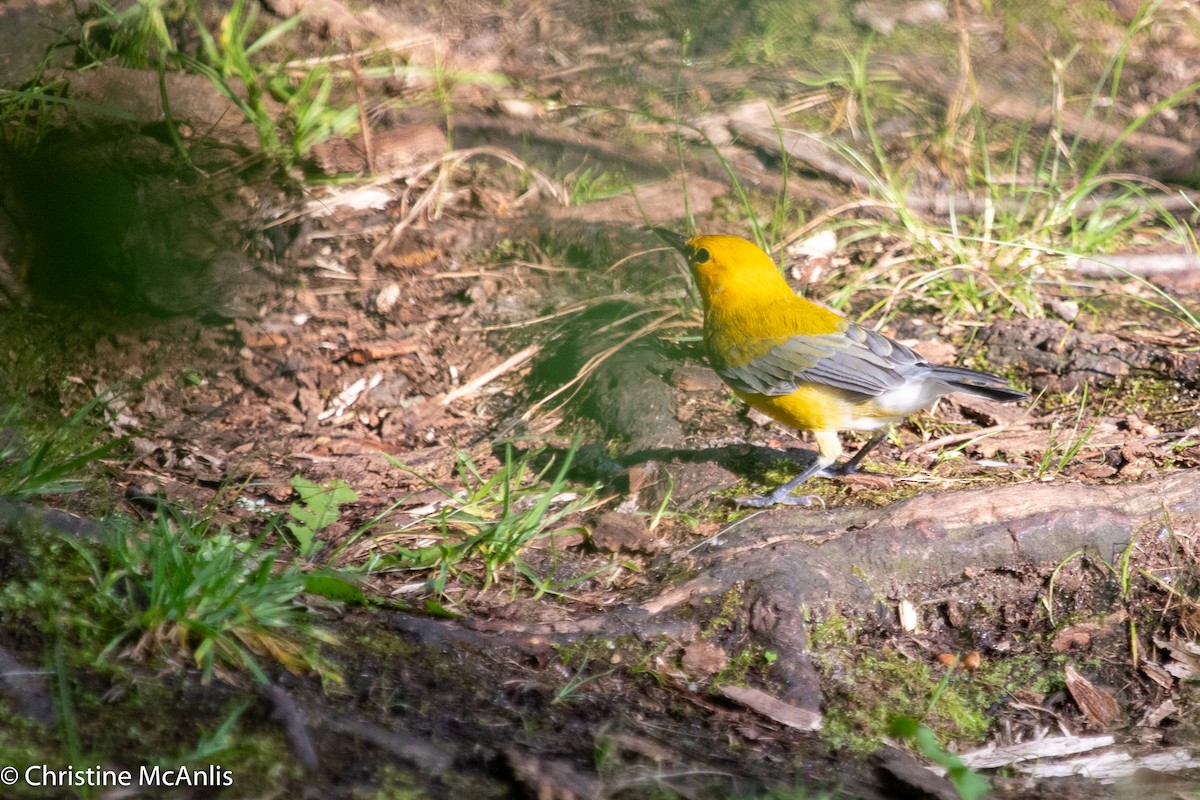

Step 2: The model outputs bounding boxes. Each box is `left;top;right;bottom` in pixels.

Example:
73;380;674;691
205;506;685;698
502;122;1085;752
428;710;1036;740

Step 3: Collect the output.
1044;533;1145;667
552;653;616;705
889;714;989;800
0;78;76;148
883;658;990;800
567;166;628;205
767;5;1199;327
188;0;358;166
84;0;359;167
173;700;250;764
381;440;602;599
284;475;358;558
94;509;338;685
808;612;1051;752
84;0;179;68
54;637;82;775
0;396;118;499
1035;383;1096;479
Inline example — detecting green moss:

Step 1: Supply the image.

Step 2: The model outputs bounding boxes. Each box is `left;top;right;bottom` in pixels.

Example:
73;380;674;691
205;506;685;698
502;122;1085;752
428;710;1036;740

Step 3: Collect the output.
807;614;857;649
711;643;777;687
1103;377;1197;420
0;665;302;797
701;582;745;639
350;764;437;800
0;525;119;650
809;613;1053;753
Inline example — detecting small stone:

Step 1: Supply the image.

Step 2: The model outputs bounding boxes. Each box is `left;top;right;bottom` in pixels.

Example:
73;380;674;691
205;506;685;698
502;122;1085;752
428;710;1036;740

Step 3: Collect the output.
671;365;725;392
1052;623;1101;652
897;599;918;632
590;511;656;554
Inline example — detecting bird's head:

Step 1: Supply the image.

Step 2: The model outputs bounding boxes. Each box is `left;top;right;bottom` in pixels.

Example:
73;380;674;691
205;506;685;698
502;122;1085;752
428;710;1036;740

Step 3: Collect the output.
656;231;787;304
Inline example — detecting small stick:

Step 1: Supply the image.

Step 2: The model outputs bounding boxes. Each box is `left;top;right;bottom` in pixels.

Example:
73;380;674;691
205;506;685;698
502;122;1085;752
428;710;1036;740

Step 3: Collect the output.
348;38;375;175
903;420;1031;460
441;344;540;405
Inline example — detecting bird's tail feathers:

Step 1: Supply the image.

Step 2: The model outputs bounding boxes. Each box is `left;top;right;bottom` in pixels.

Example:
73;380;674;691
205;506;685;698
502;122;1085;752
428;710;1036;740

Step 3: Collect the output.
932;365;1030;403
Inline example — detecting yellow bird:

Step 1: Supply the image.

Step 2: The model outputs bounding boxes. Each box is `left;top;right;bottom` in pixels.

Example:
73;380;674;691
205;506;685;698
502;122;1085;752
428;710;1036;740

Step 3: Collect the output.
663;232;1029;507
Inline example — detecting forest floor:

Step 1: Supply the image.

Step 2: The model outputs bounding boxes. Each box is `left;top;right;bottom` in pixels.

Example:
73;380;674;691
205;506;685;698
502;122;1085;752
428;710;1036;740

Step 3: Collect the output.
3;0;1200;798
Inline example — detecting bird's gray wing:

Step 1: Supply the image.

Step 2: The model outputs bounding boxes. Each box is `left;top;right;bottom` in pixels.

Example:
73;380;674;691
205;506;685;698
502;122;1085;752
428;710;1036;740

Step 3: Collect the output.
710;324;927;398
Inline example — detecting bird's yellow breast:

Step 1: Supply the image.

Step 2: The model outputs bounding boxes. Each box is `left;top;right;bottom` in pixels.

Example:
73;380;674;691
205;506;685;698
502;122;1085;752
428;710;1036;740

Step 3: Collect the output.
736;385;900;433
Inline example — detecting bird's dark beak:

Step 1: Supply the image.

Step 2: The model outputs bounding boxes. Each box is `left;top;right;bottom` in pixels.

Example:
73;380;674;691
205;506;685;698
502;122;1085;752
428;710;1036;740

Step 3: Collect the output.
648;227;691;257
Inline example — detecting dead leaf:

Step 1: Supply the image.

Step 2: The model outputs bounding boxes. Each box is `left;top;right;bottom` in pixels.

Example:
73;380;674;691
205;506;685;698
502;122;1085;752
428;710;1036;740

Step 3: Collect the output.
1140;660;1175;690
1153;635;1200;680
1140;698;1176;727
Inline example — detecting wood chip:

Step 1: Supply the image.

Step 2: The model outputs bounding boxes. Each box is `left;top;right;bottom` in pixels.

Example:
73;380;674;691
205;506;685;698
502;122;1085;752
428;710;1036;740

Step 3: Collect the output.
374;282;401;314
344;339;421;364
874;746;959;800
241;331;289;348
718;685;822;731
681;641;727;679
1064;664;1121;728
590;511;657;554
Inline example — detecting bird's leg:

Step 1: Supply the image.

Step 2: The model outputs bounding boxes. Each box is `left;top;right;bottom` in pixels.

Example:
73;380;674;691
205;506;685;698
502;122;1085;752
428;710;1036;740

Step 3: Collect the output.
738;430;892;508
737;431;842;508
821;430;888;477
737;457;829;508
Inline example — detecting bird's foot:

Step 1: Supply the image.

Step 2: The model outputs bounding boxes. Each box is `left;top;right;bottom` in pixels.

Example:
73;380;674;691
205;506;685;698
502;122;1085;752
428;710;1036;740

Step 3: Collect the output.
736;490;826;509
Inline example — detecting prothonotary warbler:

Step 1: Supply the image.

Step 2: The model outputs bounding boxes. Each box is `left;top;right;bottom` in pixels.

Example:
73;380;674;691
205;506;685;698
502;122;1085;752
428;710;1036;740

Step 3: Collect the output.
662;232;1030;508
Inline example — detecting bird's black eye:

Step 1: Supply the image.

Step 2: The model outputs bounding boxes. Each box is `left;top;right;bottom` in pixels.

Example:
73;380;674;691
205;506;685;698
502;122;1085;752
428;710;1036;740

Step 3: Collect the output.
692;247;711;264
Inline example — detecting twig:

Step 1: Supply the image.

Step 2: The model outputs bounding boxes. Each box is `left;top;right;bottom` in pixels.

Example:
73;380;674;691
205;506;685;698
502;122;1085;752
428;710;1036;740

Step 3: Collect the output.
1070;252;1200;278
369;147;565;263
283;36;439;68
904;420;1032;460
348;39;375;175
441;344;541;405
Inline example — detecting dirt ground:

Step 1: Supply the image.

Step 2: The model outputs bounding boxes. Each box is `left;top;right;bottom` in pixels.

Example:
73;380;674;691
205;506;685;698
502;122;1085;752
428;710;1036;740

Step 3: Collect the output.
4;0;1200;797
